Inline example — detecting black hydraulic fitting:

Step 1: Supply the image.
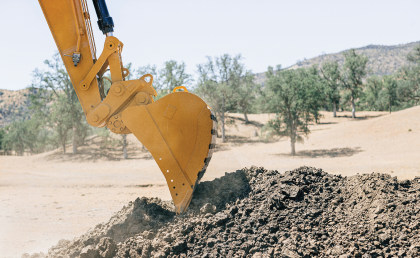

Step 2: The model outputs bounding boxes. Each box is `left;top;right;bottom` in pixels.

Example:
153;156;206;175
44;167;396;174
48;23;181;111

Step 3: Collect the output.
92;0;114;35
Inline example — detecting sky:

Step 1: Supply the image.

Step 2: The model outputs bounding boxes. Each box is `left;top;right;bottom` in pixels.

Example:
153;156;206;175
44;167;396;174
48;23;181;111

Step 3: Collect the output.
1;0;420;91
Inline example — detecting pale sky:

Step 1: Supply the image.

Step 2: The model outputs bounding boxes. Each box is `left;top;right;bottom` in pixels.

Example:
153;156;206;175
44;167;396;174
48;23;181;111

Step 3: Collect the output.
1;0;420;91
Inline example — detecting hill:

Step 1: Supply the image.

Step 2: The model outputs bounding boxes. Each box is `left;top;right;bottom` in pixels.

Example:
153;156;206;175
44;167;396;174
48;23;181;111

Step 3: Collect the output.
0;88;36;127
255;41;420;85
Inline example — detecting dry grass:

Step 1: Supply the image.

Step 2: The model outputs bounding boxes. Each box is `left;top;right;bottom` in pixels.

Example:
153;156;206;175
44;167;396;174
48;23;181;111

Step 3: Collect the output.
1;107;420;256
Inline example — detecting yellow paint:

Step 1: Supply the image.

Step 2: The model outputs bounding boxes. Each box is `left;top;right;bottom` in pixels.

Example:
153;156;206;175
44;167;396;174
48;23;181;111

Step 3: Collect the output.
38;0;216;213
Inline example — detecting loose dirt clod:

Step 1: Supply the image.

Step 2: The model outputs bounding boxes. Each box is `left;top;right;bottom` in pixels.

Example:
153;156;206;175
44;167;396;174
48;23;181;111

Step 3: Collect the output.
25;166;420;258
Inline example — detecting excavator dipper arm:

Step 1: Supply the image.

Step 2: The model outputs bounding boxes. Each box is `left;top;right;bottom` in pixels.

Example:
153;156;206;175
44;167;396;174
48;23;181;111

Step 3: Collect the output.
38;0;216;213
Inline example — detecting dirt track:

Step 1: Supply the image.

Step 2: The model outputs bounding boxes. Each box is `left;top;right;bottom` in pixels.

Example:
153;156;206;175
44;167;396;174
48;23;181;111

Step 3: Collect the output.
1;108;420;257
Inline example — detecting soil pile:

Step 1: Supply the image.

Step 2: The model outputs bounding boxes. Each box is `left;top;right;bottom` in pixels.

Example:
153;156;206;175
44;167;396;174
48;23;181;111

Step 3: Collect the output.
24;166;420;258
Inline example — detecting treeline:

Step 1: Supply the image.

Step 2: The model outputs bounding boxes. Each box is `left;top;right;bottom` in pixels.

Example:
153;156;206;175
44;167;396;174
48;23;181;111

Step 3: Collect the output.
1;54;90;155
197;48;420;155
1;45;420;156
321;47;420;116
0;53;193;156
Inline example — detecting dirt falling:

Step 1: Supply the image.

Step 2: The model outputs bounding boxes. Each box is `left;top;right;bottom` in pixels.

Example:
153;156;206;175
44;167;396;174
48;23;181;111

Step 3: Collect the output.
24;166;420;258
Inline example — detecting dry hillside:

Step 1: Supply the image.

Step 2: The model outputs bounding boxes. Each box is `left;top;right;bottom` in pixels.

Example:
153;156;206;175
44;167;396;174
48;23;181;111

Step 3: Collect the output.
0;88;36;127
255;41;420;85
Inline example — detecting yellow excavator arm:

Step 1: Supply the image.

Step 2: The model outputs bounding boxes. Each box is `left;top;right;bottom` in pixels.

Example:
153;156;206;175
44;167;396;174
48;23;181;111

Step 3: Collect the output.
38;0;216;213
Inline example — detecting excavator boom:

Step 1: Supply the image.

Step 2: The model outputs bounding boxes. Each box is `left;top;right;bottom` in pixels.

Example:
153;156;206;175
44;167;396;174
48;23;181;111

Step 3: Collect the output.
38;0;216;213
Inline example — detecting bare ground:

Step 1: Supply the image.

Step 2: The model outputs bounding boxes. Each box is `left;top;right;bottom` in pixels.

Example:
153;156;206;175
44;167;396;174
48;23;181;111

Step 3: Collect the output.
1;107;420;257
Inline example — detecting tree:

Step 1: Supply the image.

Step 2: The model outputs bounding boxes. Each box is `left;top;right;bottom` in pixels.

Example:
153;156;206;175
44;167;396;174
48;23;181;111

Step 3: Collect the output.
48;94;72;153
395;66;420;106
320;60;341;117
21;119;44;155
381;75;398;113
263;67;324;155
233;71;261;123
406;44;420;64
303;65;325;123
159;60;192;95
31;53;89;154
135;61;192;99
265;65;282;79
340;49;368;118
362;75;384;111
2;121;26;156
388;44;420;107
0;128;4;151
2;120;42;156
196;54;243;142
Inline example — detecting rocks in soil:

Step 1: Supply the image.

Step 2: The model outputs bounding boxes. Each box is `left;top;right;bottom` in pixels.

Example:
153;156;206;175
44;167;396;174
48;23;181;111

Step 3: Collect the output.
98;237;117;258
200;203;217;214
26;166;420;258
80;245;99;258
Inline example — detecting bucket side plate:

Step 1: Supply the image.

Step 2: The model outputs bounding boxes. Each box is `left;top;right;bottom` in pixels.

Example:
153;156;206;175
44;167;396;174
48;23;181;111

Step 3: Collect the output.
122;92;216;213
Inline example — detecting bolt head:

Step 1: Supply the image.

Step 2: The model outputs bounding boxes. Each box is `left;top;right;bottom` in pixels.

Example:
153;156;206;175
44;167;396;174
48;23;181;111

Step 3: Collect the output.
137;95;147;104
112;84;124;96
91;115;99;122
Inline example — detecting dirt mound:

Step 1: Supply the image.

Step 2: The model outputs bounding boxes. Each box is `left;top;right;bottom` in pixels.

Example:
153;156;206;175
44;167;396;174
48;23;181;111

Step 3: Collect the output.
24;166;420;258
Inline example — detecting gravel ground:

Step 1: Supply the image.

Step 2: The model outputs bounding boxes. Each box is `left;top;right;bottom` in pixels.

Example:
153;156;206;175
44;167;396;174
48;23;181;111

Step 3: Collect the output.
23;166;420;258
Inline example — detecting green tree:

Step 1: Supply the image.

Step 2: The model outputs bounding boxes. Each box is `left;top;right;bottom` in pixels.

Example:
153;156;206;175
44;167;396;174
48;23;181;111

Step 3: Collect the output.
406;44;420;64
2;120;42;155
31;53;88;154
396;66;420;106
159;60;192;96
381;75;398;113
265;65;276;79
303;65;325;123
320;60;341;117
27;87;58;153
362;75;384;111
0;128;4;151
233;71;261;123
2;121;26;155
48;94;72;153
340;49;368;118
22;119;43;155
263;67;324;155
388;44;420;107
196;54;243;142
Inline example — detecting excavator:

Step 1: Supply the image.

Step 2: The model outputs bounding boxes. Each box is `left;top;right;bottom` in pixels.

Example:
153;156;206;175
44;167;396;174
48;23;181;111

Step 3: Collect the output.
38;0;217;214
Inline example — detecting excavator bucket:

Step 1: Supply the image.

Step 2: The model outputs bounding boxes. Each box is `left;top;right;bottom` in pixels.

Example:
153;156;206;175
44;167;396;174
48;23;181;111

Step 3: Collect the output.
38;0;216;214
122;91;217;214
